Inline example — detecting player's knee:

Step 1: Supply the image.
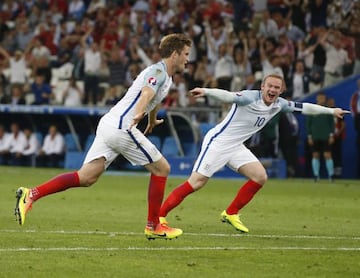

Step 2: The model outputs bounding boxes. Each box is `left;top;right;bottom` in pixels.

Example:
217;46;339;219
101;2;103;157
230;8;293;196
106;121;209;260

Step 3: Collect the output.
253;171;268;185
160;162;171;176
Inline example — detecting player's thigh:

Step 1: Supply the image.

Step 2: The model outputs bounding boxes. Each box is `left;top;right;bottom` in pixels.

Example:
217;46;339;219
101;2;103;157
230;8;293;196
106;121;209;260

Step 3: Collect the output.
109;128;162;166
193;144;233;177
83;131;119;169
227;145;267;183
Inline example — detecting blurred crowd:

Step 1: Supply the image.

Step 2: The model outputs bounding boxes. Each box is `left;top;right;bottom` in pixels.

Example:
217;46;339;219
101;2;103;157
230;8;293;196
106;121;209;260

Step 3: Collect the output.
0;0;360;176
0;0;358;108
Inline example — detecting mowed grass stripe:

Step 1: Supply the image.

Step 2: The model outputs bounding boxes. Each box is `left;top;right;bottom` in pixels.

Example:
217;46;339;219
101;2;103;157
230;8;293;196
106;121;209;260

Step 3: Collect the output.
1;229;359;240
1;246;359;252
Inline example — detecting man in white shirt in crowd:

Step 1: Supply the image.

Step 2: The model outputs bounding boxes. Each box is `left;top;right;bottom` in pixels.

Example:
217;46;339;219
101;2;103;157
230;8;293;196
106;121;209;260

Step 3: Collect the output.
0;46;29;89
0;124;11;165
22;127;40;166
8;122;27;166
37;125;65;168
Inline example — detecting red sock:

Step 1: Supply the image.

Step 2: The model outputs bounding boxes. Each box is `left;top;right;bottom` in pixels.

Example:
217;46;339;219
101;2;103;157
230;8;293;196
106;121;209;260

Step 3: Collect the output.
159;181;194;217
31;172;80;202
226;180;262;215
147;174;167;227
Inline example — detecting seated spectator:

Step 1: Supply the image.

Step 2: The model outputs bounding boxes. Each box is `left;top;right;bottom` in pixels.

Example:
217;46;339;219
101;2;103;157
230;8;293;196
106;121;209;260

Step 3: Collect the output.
62;76;83;106
8;84;26;105
37;125;65;168
30;73;53;105
0;124;11;165
22;126;40;166
8;122;27;166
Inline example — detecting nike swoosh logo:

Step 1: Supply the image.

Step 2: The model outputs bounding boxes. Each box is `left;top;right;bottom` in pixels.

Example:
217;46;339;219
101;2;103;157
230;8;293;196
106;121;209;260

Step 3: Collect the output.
157;233;167;237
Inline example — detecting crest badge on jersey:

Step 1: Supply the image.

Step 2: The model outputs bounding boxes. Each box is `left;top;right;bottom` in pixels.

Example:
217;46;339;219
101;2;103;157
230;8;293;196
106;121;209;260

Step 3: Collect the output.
148;77;157;86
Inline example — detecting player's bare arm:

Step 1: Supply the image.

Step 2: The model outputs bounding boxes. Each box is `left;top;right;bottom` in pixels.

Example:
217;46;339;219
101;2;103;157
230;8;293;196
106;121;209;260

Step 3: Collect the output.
144;104;164;135
129;86;155;130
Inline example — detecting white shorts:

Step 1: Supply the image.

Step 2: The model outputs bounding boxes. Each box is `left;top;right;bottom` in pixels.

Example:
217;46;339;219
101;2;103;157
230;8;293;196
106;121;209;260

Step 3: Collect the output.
83;118;162;169
193;139;258;178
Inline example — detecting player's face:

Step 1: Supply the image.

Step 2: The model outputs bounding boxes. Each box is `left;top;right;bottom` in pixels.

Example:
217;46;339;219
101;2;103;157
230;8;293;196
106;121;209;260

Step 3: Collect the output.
174;46;191;73
261;76;283;105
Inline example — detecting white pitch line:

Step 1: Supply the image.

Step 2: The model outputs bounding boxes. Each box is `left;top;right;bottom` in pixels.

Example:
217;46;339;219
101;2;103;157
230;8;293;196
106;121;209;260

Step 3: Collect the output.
1;229;359;240
0;246;359;252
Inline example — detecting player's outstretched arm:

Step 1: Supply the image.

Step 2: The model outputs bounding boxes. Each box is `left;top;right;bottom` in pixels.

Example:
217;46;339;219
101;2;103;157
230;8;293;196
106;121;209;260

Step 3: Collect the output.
190;87;235;103
301;103;350;119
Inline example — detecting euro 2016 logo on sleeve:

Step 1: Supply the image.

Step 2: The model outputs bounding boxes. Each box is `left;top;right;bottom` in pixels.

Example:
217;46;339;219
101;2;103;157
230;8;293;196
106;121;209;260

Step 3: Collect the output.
148;77;157;86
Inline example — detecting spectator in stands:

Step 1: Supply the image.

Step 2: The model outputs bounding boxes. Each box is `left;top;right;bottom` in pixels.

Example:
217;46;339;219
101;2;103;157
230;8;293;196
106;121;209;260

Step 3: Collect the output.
8;122;27;166
257;10;279;40
203;17;226;76
171;71;188;108
125;62;142;88
0;15;10;43
242;73;262;91
8;84;26;105
68;0;86;21
214;42;233;91
307;26;327;90
156;0;176;32
289;59;310;100
162;88;179;109
22;126;40;166
62;76;83;106
0;46;29;89
306;91;335;181
296;39;317;71
308;0;328;28
321;30;351;88
1;0;21;20
230;43;252;92
15;22;34;52
81;27;102;105
30;73;53;105
26;4;41;29
105;45;127;97
260;38;284;78
0;124;11;165
247;35;261;73
100;21;119;55
29;36;51;64
37;124;65;168
284;0;307;33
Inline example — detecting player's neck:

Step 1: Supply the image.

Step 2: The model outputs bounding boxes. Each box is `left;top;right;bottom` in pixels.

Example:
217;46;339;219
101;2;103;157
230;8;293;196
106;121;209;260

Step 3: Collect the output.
162;59;173;76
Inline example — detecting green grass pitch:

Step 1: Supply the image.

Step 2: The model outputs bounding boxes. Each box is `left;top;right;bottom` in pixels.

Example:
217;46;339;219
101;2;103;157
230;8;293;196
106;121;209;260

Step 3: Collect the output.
0;166;359;278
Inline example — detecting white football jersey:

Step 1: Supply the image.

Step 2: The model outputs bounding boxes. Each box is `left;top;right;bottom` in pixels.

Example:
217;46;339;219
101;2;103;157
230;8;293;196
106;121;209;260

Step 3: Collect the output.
101;61;172;129
206;90;302;145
